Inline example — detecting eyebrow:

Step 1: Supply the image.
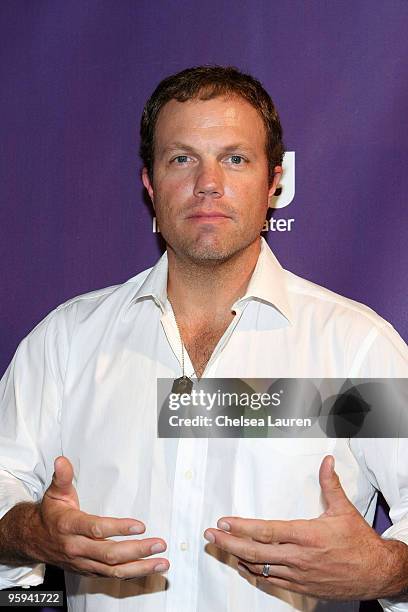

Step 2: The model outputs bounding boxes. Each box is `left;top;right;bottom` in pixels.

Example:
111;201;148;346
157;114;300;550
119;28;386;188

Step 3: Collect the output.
160;143;197;156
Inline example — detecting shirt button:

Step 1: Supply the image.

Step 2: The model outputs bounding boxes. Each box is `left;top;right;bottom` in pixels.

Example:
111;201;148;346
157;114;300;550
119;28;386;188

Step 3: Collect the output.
180;541;189;552
184;469;193;480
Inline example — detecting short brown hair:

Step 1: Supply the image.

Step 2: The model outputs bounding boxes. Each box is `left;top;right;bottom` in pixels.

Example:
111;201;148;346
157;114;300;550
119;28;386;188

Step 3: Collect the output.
140;65;284;185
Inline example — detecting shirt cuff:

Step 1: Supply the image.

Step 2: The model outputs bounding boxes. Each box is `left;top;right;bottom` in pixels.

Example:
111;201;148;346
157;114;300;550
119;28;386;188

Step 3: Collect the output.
0;471;45;589
378;519;408;611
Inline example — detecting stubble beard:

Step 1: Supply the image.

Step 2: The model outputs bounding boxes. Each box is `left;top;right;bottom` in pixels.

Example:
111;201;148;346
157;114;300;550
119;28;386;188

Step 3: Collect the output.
163;225;261;268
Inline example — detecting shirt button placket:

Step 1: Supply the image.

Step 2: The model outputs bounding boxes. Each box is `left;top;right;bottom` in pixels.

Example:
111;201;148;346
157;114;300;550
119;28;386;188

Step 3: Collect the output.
167;439;208;612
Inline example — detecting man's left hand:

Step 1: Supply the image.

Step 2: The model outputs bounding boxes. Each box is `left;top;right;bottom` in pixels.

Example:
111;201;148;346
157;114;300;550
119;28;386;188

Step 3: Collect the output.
204;455;408;600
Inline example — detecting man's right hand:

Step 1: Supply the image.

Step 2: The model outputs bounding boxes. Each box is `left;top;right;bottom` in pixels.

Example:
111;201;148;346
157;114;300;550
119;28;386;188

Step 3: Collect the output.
1;456;169;579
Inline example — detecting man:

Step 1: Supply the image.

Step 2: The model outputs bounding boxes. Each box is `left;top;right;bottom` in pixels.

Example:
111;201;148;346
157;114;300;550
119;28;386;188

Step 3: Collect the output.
0;66;407;612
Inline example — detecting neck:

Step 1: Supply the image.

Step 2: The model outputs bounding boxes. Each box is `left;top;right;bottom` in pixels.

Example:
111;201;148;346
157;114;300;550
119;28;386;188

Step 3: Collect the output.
167;239;261;325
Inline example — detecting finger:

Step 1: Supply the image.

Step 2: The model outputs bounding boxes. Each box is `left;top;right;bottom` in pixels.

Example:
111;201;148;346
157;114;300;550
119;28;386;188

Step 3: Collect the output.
237;561;295;581
319;455;355;516
237;564;304;593
75;536;167;565
49;456;77;498
62;510;146;538
213;517;307;544
75;555;170;579
204;529;297;564
45;457;79;509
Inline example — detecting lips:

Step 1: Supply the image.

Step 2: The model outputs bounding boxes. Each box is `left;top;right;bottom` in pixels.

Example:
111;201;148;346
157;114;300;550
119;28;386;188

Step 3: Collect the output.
187;211;231;219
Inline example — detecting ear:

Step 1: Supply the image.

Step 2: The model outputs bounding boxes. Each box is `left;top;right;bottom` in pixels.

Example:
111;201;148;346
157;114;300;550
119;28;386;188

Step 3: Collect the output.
268;165;283;201
142;167;155;208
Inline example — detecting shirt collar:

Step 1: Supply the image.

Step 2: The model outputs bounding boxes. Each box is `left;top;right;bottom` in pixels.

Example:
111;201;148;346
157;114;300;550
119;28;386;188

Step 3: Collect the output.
132;237;292;323
131;249;169;311
235;237;292;323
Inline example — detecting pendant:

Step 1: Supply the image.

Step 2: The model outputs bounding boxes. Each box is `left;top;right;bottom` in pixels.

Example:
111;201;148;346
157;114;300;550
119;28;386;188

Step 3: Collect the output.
172;376;193;394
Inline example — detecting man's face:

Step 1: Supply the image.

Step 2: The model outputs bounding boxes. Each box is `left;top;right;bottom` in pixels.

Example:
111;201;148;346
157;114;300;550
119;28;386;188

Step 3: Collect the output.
142;95;281;264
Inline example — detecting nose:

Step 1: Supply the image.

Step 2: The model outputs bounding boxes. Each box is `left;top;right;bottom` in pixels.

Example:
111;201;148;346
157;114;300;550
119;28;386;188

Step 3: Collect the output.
193;161;224;199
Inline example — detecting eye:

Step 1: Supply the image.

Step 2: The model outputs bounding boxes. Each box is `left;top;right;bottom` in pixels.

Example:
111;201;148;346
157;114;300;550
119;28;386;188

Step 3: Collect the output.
228;155;245;165
172;155;190;164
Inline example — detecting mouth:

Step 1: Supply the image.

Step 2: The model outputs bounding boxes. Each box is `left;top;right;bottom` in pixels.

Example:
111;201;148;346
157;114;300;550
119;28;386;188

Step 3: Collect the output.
186;211;231;221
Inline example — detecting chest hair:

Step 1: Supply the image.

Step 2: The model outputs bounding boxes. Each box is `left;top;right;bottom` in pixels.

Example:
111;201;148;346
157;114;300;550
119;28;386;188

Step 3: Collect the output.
182;318;234;378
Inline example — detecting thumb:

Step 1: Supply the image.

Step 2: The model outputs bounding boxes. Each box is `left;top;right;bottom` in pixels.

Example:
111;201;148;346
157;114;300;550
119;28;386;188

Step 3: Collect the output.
319;455;354;516
48;456;79;507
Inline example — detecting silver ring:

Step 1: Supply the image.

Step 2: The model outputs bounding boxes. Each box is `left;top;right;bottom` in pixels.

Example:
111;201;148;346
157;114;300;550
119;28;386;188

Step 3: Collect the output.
262;563;271;577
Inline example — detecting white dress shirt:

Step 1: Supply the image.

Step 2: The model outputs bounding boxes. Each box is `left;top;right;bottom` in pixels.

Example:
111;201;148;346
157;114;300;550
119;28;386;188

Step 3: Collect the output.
0;237;407;612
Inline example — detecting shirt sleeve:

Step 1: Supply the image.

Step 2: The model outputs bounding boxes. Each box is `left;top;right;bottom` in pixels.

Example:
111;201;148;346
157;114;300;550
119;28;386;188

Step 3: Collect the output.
0;304;73;588
349;321;408;610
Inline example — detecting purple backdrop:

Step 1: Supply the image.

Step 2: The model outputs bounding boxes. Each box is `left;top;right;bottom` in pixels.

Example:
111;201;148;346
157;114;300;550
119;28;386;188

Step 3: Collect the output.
1;1;407;608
